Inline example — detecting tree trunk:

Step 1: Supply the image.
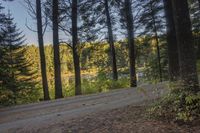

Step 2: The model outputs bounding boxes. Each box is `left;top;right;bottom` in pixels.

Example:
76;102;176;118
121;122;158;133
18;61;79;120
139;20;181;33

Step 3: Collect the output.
163;0;180;81
53;0;63;98
104;0;118;80
154;33;162;82
72;0;82;95
149;1;162;82
36;0;50;100
172;0;199;92
124;0;137;87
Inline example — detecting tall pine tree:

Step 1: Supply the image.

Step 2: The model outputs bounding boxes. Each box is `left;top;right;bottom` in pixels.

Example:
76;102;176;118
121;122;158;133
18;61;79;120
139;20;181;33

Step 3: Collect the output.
163;0;180;81
138;0;164;82
124;0;137;87
52;0;63;99
82;0;119;80
36;0;50;100
72;0;82;95
0;12;37;104
172;0;199;91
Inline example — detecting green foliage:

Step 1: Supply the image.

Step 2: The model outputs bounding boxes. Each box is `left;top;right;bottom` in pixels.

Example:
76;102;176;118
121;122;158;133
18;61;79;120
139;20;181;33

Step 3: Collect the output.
26;41;130;79
0;86;42;106
0;35;170;106
148;81;200;122
136;36;168;82
14;85;42;104
82;77;129;95
138;0;165;35
80;42;110;71
0;87;14;106
1;36;169;105
43;70;129;99
0;13;39;106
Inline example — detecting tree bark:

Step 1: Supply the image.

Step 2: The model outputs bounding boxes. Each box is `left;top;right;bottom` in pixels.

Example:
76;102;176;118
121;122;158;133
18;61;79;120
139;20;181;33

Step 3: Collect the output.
154;32;162;82
104;0;118;80
36;0;50;100
163;0;180;81
124;0;137;87
72;0;82;95
53;0;63;98
172;0;199;92
149;1;162;82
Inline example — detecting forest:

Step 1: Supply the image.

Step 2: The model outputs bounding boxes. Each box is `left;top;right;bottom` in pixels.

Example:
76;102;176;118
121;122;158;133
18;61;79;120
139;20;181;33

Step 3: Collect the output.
1;0;200;128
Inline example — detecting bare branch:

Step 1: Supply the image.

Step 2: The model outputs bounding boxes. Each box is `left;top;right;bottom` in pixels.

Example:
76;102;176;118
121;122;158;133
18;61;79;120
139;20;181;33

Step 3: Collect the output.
25;18;37;32
60;41;73;49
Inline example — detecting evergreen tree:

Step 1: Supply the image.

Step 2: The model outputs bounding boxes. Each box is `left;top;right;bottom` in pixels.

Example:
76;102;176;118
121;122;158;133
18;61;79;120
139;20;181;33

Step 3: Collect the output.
124;0;137;87
80;0;118;80
0;4;5;36
24;0;51;100
163;0;180;81
189;0;200;58
138;0;164;82
36;0;50;100
44;0;83;96
0;12;37;104
0;3;6;92
172;0;199;91
72;0;82;95
104;0;118;80
52;0;63;99
0;3;5;26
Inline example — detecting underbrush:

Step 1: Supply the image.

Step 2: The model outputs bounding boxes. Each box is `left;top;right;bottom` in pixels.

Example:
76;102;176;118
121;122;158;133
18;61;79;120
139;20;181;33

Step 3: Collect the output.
82;73;129;94
0;85;42;106
1;72;129;106
63;72;129;96
148;81;200;123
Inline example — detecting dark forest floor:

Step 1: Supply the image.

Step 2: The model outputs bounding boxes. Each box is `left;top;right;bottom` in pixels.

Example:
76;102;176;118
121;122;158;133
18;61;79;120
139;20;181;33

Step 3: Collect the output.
39;105;200;133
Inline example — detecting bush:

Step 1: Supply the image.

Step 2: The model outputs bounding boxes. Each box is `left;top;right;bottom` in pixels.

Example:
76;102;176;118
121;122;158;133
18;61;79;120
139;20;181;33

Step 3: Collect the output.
148;81;200;122
0;85;41;106
81;72;129;95
0;88;14;106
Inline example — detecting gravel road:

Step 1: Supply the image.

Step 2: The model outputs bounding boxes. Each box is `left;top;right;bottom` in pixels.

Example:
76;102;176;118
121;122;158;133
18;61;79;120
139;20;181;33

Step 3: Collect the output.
0;83;167;133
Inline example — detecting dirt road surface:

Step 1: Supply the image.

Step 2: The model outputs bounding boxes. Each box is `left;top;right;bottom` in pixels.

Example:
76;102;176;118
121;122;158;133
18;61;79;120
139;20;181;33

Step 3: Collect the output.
0;83;167;133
